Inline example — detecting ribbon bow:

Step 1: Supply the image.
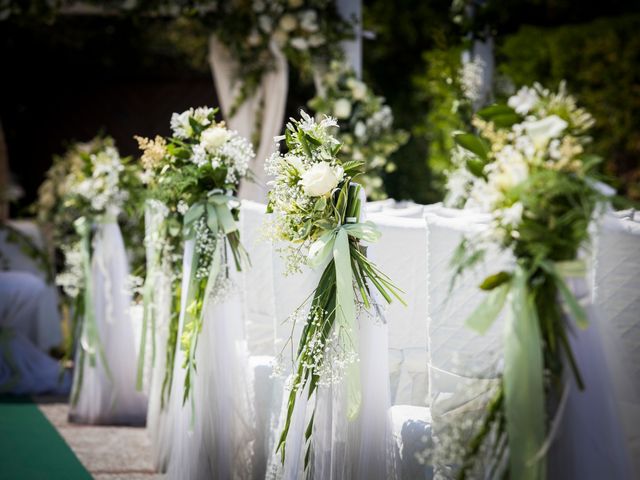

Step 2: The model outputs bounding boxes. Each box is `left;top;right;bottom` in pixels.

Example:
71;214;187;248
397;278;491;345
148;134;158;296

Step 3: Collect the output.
464;259;588;480
183;192;238;239
307;220;381;419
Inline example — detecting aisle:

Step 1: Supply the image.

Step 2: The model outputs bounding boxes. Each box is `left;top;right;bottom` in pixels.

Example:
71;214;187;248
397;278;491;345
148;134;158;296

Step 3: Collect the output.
0;395;90;480
0;395;160;480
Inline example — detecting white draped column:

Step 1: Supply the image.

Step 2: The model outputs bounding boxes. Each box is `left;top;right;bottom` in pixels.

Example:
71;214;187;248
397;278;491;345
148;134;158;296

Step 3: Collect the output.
208;37;289;203
337;0;362;79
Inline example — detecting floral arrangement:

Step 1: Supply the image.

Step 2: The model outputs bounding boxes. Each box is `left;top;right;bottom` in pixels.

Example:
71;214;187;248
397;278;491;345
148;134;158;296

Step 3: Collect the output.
36;136;141;300
35;136;142;396
445;83;604;479
308;60;409;199
266;111;404;465
212;0;351;116
136;105;254;400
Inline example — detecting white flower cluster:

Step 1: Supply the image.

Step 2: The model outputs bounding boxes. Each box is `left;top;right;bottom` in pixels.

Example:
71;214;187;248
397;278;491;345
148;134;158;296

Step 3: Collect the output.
56;241;84;299
193;218;220;280
68;145;128;216
252;0;327;52
170;106;253;186
446;82;595;240
266;111;345;265
295;305;358;387
170;106;215;139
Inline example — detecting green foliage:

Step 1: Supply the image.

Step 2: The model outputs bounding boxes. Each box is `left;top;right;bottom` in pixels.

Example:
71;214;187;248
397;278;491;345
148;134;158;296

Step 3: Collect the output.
498;15;640;200
413;43;472;196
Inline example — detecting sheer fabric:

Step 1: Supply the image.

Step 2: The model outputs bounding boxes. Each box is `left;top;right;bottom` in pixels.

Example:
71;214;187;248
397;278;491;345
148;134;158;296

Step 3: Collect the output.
69;221;147;425
165;239;256;480
266;190;397;480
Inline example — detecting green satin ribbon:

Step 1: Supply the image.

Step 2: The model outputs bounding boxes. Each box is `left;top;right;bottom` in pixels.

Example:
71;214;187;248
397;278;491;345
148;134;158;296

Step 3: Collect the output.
308;220;381;420
183;193;239;239
504;266;545;480
465;259;588;479
180;193;238;409
71;216;112;406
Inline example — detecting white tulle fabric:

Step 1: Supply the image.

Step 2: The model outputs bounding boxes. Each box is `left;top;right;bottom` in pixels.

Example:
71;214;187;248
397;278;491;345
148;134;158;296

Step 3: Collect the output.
69;221;147;425
208;37;288;202
165;239;256;480
548;276;633;479
0;221;62;351
143;203;175;472
266;190;397;480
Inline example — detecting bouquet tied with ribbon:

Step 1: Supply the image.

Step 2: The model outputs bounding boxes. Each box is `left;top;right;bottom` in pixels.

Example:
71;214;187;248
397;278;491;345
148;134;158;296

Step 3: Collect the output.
266;111;404;467
445;82;607;479
137;106;254;402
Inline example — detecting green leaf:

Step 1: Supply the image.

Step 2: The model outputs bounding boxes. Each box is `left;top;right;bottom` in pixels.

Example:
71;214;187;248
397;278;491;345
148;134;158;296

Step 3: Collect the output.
466;282;510;335
466;158;486;178
454;133;490;160
479;271;512;290
477;104;518;120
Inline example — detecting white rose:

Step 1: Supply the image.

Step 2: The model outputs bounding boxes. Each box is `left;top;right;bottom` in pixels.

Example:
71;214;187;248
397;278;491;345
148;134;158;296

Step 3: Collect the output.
333;98;352;119
290;37;308;50
308;34;325;47
299;10;318;32
524;115;568;149
273;29;289;46
258;14;272;33
279;14;298;32
347;78;367;100
508;86;539;114
200;126;230;153
300;163;343;197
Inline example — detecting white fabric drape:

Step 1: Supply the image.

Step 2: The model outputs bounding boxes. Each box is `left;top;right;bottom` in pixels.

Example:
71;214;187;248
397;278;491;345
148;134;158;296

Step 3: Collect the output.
143;202;175;472
208;37;289;203
165;239;256;480
69;221;147;425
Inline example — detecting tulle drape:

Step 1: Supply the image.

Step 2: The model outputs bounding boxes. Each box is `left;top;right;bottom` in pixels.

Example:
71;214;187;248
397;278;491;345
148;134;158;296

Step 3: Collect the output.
69;221;147;425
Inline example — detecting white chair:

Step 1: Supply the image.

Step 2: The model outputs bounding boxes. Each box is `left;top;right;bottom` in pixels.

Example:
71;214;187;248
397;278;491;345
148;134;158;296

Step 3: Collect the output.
367;213;429;407
365;198;396;214
592;212;640;478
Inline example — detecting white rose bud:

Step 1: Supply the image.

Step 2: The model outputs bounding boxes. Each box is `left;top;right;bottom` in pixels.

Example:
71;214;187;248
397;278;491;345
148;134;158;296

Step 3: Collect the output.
279;14;298;32
333;98;352;119
300;162;343;197
524;115;568;149
200;126;230;154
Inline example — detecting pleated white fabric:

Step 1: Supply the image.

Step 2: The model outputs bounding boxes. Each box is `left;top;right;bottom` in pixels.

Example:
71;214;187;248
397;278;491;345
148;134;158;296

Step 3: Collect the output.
165;239;256;480
69;221;147;425
208;37;289;202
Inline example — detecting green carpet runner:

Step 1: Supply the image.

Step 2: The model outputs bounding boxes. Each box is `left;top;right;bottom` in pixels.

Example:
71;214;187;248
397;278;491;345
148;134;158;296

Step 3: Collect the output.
0;396;91;480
